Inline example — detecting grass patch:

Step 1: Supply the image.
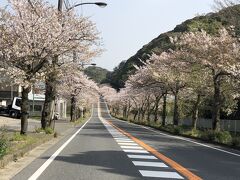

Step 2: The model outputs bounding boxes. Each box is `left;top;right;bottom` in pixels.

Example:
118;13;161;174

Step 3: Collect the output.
44;127;54;134
71;112;91;126
35;127;54;134
30;116;41;121
0;136;8;159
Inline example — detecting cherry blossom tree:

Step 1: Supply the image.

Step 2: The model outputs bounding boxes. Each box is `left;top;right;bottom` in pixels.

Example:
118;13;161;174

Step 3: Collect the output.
58;64;99;122
0;0;100;134
175;28;240;131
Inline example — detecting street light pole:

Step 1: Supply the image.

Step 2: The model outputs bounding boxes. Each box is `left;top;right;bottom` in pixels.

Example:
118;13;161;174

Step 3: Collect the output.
67;2;107;11
57;0;106;122
58;0;63;12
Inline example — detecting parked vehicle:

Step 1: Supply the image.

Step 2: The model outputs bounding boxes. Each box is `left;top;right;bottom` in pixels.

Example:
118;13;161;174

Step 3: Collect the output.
0;97;21;118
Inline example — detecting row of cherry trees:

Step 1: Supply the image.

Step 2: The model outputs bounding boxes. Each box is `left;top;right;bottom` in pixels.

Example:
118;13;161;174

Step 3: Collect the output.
103;28;240;132
0;0;100;134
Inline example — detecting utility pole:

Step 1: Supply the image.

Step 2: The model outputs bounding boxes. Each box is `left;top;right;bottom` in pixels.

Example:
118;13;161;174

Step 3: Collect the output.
58;0;63;12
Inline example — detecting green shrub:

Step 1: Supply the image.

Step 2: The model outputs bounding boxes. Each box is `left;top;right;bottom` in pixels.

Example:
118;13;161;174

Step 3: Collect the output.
173;126;182;135
184;129;201;137
54;132;58;138
45;127;54;134
231;137;240;147
201;130;232;144
11;132;27;141
0;137;8;159
35;127;45;133
214;131;232;144
201;130;216;141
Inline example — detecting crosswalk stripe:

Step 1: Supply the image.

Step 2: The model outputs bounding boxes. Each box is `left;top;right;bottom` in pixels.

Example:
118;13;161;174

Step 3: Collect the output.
116;140;135;143
139;170;184;179
123;149;149;153
118;142;138;146
114;138;131;141
132;161;168;168
121;146;143;149
127;155;157;159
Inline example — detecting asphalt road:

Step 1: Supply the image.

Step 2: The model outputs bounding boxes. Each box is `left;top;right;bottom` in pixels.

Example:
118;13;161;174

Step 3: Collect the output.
12;99;240;180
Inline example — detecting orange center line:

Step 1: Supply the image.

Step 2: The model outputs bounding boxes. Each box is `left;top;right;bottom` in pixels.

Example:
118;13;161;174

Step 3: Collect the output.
107;120;202;180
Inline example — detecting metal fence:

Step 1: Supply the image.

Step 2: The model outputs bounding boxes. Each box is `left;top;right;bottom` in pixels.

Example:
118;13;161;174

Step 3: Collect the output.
181;118;240;134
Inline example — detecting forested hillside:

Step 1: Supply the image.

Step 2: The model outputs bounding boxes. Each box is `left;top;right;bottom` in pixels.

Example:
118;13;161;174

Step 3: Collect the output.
108;5;240;89
84;66;110;84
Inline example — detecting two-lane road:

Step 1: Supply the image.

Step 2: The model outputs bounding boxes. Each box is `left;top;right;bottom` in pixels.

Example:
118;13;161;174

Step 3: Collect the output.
12;99;240;180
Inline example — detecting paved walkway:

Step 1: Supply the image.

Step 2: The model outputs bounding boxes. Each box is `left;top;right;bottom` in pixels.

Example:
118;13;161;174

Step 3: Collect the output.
0;116;71;134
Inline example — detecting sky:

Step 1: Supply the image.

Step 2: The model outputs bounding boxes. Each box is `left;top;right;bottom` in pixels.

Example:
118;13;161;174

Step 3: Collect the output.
1;0;216;71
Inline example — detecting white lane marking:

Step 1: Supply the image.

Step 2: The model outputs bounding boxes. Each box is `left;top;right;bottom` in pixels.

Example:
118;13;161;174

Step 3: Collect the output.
114;138;131;141
139;170;184;179
121;146;143;149
123;149;149;153
28;110;93;180
118;142;138;146
113;135;127;138
127;155;157;159
101;101;113;119
132;161;168;168
111;117;240;157
116;140;135;143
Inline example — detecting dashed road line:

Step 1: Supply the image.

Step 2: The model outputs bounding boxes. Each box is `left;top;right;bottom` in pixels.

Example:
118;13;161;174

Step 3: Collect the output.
123;149;149;154
118;142;138;146
139;170;184;179
132;161;168;168
120;146;144;149
127;155;158;160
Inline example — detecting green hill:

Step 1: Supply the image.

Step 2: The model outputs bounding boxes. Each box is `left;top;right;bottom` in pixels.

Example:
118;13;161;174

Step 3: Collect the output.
108;5;240;89
84;66;110;84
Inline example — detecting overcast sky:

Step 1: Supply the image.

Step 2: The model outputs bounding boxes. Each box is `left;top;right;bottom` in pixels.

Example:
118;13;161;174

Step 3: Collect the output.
1;0;216;71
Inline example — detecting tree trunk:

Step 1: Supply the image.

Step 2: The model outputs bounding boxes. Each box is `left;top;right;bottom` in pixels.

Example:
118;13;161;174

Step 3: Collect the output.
126;104;131;119
137;109;141;121
192;94;201;130
141;110;146;122
70;95;77;122
41;73;57;129
20;86;31;135
123;106;127;119
212;77;221;131
154;97;161;122
133;110;138;121
162;93;167;126
173;83;179;126
41;57;58;129
147;110;151;122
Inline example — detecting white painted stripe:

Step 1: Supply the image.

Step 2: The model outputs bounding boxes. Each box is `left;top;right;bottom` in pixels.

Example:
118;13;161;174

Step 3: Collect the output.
118;142;138;146
109;131;121;133
28;112;92;180
123;149;149;153
114;138;131;141
127;155;157;159
121;146;143;149
139;170;184;179
113;116;240;157
112;135;126;137
116;140;135;143
132;161;168;168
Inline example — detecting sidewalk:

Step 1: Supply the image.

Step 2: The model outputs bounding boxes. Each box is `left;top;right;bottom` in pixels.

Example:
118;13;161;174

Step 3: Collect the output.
0;116;81;179
0;116;71;134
